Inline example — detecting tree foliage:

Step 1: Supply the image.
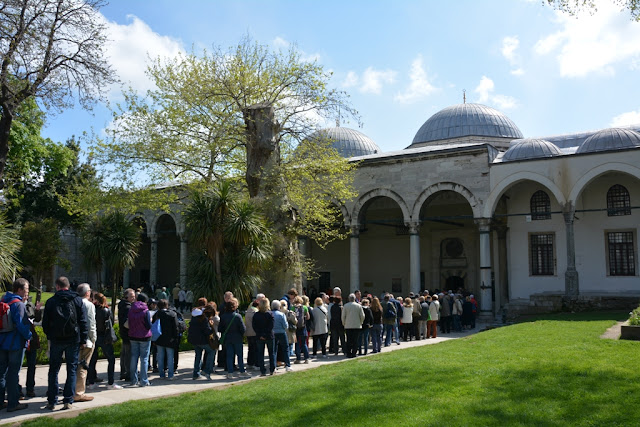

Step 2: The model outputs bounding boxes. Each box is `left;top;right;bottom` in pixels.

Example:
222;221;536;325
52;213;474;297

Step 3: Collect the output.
0;0;114;187
0;212;21;288
19;218;66;295
185;180;271;303
546;0;640;20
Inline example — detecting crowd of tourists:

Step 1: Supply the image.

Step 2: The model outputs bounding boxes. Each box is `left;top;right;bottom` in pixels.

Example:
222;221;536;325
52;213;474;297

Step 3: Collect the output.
0;277;477;413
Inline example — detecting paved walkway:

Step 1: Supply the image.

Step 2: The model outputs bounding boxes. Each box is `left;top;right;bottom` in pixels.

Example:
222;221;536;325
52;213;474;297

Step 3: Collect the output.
3;325;485;425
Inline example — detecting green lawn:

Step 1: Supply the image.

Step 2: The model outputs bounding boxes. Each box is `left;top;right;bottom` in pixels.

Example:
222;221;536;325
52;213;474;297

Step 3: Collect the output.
23;311;639;427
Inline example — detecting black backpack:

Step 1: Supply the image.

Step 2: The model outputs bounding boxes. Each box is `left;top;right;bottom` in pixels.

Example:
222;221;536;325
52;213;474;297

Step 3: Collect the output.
384;301;397;319
296;305;306;329
52;297;78;340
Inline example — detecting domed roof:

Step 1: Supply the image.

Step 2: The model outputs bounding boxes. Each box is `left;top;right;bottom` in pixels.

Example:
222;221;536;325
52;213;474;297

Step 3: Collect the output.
411;103;523;145
309;126;380;157
576;128;640;154
502;138;563;162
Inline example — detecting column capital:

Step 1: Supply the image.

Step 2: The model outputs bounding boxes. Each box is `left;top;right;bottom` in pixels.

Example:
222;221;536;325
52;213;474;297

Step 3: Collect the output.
407;221;420;235
475;218;491;232
148;233;158;242
349;225;360;237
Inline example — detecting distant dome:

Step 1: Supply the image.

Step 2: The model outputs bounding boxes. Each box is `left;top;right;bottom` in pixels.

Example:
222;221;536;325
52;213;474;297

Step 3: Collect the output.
411;103;523;146
576;128;640;154
502;138;563;162
309;127;380;157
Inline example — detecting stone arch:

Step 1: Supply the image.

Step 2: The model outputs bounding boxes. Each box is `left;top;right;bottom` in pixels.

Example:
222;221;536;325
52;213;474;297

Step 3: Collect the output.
411;182;481;220
129;213;151;233
149;211;180;236
568;162;640;205
350;188;410;227
484;171;566;217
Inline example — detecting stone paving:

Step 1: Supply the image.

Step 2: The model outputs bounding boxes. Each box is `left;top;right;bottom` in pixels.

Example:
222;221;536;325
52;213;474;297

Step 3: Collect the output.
2;325;485;425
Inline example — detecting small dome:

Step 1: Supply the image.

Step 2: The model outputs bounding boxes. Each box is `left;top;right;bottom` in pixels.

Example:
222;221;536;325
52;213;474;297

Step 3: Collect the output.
576;128;640;154
411;103;523;146
309;127;380;157
502;138;562;162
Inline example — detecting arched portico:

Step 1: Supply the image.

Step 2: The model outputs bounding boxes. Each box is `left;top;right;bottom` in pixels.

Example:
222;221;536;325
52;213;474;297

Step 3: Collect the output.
411;182;481;220
568;162;640;204
484;172;566;218
351;188;411;227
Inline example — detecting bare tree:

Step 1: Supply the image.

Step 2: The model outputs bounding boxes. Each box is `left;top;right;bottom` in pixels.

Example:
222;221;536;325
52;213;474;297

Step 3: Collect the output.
0;0;114;188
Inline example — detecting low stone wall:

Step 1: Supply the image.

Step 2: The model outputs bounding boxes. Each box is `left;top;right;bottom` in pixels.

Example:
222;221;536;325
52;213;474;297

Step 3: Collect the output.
505;294;640;318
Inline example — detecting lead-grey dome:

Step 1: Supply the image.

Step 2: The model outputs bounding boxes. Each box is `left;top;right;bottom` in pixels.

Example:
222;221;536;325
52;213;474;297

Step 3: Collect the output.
411;103;523;145
310;127;380;157
576;128;640;154
503;138;563;162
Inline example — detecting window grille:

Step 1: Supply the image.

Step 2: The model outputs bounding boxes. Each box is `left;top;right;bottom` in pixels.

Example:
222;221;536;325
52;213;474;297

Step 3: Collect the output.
608;232;635;276
607;185;631;216
530;233;554;275
530;190;551;220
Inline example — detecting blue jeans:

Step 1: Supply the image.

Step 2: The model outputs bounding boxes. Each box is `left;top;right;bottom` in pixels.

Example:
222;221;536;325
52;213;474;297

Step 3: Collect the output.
453;314;462;332
225;341;245;374
295;328;309;361
372;324;383;352
193;344;215;377
274;333;291;368
24;346;37;393
157;345;174;378
47;341;79;405
256;337;275;375
0;348;25;409
359;327;370;354
130;340;151;386
384;323;394;346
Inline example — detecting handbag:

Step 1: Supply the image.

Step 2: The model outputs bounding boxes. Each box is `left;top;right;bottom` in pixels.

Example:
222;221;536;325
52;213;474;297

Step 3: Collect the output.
105;318;118;344
208;333;219;351
151;318;162;341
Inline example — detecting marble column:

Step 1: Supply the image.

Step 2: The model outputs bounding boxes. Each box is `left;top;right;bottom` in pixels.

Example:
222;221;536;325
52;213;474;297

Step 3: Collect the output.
476;219;493;315
563;205;579;298
408;222;421;295
299;237;309;292
149;233;158;289
123;268;130;289
179;233;188;286
496;226;509;310
350;225;360;294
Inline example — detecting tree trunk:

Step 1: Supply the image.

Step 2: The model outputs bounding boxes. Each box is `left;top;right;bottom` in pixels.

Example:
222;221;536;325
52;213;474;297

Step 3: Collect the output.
243;103;280;199
0;107;14;189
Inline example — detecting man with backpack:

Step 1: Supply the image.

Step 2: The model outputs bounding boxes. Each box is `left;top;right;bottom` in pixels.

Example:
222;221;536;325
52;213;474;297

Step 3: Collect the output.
382;294;397;347
42;276;88;411
0;278;32;413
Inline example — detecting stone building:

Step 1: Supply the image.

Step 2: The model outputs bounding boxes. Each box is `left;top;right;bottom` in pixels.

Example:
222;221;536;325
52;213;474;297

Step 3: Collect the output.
58;102;640;316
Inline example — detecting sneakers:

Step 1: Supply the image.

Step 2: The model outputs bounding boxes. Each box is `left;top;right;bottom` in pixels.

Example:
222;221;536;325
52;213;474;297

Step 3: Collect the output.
294;360;302;364
304;359;310;364
239;372;251;378
26;390;36;398
204;373;211;381
7;403;28;412
193;374;206;380
73;395;94;402
94;377;105;383
107;384;123;390
166;376;175;381
62;403;72;410
86;383;98;390
44;403;55;411
226;373;234;380
285;367;293;372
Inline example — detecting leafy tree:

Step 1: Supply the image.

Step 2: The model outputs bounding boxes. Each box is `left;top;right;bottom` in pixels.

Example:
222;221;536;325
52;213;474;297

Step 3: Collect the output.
185;180;271;303
0;0;114;188
97;37;359;292
546;0;640;20
19;219;67;296
103;212;141;309
0;213;21;289
80;216;108;291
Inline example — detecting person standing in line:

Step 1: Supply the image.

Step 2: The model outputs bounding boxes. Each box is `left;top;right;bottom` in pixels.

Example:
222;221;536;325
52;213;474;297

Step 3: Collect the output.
252;298;275;376
171;284;180;307
272;300;293;372
419;296;430;339
401;297;414;342
382;294;397;347
328;296;345;356
177;287;186;314
88;293;122;390
427;294;440;339
153;299;179;380
42;276;88;411
20;293;41;399
185;288;194;312
74;283;96;403
311;297;328;358
341;293;365;358
411;293;422;340
118;288;135;381
439;293;452;334
293;296;310;364
188;304;217;380
219;298;249;380
359;298;373;355
128;293;152;387
244;298;259;371
370;297;384;354
452;294;463;332
0;278;32;413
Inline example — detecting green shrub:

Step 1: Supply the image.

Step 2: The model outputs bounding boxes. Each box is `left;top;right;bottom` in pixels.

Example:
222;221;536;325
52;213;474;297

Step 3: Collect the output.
628;306;640;325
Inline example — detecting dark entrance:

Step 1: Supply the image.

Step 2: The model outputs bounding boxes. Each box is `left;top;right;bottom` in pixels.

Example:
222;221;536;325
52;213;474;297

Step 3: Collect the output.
446;275;464;291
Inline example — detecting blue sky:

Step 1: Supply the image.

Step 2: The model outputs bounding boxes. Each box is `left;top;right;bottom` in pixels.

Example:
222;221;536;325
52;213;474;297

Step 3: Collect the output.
41;0;640;155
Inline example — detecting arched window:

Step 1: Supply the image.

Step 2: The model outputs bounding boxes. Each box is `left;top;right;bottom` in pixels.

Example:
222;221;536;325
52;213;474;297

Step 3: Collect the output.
530;190;551;220
607;185;631;216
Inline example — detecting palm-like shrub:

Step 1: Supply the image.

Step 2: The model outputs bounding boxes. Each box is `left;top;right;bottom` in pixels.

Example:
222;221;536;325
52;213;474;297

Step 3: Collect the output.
0;213;21;288
185;181;271;304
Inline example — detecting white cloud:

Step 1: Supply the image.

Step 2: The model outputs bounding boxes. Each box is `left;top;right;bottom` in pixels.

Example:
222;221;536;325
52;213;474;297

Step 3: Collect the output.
534;0;640;77
359;67;397;94
272;36;290;49
474;76;517;110
394;55;437;104
611;110;640;127
510;68;525;76
501;36;525;76
104;15;184;98
271;36;320;62
341;71;359;88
